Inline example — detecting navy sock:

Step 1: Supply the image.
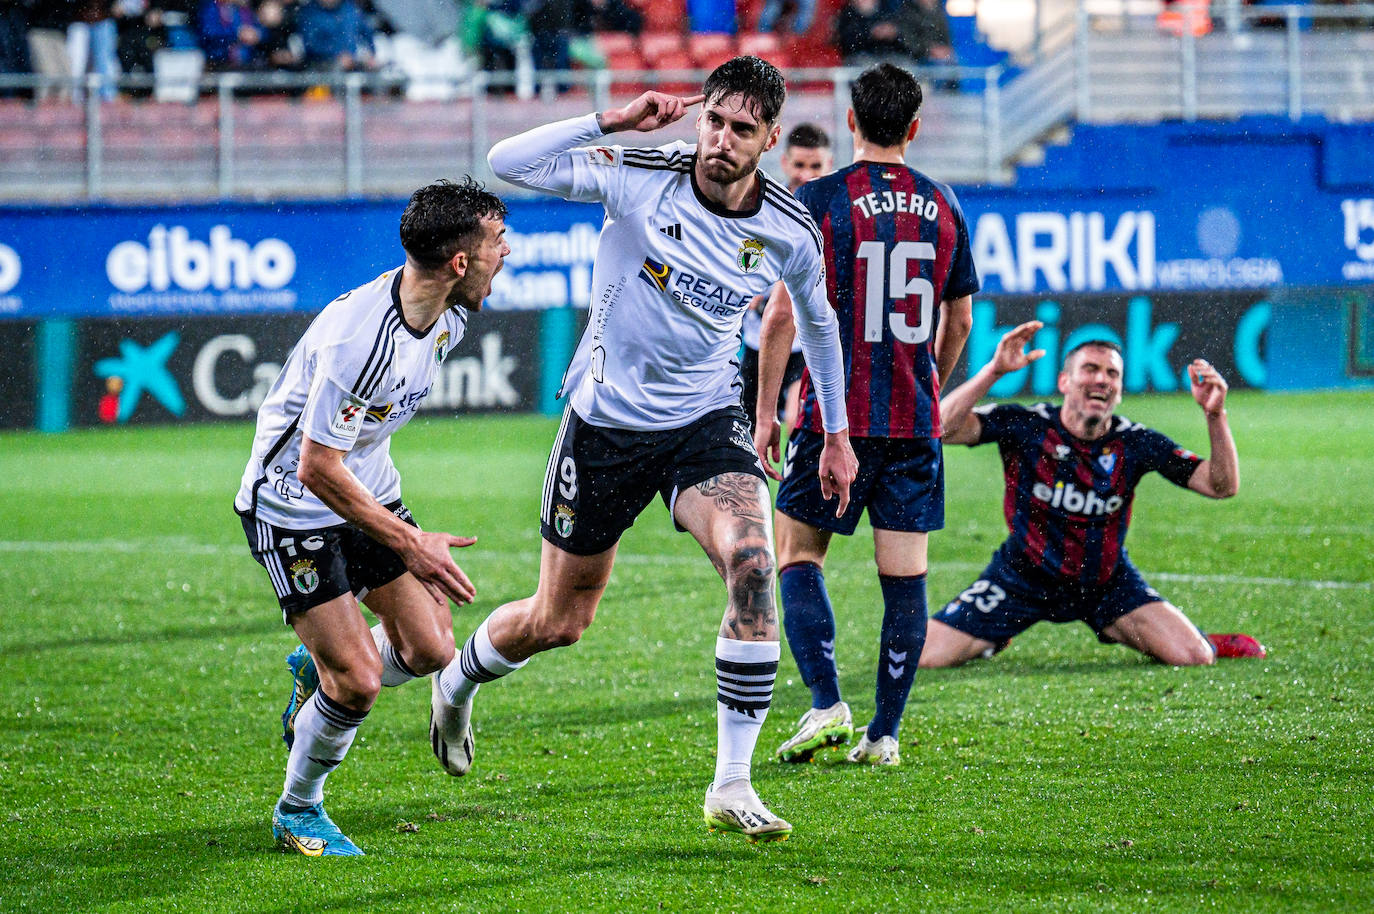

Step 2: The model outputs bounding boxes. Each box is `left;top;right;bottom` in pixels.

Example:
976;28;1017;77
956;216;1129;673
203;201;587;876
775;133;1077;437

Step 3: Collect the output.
868;573;928;740
779;562;842;709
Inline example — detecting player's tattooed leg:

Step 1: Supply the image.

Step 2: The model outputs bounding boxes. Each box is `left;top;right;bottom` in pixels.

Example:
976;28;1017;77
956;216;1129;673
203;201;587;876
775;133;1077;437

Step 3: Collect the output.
694;474;778;640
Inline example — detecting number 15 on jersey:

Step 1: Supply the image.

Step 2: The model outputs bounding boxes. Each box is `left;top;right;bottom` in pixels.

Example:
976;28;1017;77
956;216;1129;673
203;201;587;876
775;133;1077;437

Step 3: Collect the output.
858;240;935;345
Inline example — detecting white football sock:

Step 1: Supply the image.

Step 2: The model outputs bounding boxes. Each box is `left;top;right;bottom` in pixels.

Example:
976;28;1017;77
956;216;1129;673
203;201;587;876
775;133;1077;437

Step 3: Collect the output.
438;616;526;706
372;623;419;687
713;637;779;789
281;691;367;808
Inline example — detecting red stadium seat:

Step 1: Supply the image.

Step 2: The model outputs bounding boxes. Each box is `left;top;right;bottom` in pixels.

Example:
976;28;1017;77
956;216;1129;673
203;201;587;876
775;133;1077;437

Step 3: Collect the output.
736;32;791;68
640;31;686;65
629;0;686;34
606;48;648;72
688;33;736;70
649;49;696;94
736;31;779;58
597;31;637;57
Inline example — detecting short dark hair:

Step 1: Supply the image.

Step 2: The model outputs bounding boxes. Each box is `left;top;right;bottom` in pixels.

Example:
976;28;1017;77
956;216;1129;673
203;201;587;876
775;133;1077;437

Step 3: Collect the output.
851;63;922;148
701;55;786;125
399;177;507;270
1062;339;1124;367
785;123;830;150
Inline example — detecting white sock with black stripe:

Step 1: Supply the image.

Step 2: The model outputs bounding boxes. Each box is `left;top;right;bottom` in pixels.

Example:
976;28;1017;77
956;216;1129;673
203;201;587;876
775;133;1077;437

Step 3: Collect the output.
280;690;368;810
437;616;526;706
713;637;779;790
371;623;419;687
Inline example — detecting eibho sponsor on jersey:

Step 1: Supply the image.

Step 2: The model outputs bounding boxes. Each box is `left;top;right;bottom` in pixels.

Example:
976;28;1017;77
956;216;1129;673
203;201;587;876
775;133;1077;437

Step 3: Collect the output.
1031;480;1124;517
105;224;298;314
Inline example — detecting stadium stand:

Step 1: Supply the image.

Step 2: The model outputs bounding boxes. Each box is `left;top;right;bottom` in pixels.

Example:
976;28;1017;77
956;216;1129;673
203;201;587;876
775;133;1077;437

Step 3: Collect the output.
1;2;1372;200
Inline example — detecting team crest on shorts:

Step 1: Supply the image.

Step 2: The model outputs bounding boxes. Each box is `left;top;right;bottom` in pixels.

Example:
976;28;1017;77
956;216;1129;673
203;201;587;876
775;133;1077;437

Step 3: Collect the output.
737;239;765;273
289;559;319;595
554;504;575;539
434;330;451;365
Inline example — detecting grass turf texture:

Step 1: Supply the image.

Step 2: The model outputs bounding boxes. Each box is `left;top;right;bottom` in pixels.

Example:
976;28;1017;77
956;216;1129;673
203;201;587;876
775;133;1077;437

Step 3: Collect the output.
1;390;1371;912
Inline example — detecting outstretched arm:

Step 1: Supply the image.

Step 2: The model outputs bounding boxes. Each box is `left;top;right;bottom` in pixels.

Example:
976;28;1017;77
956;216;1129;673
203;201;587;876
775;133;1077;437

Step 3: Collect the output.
941;320;1044;446
487;91;703;196
1185;359;1240;498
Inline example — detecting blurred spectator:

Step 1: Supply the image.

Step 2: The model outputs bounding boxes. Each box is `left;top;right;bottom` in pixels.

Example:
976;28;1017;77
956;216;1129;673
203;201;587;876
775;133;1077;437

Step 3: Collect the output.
197;0;260;69
24;0;70;101
252;0;301;70
895;0;954;64
835;0;901;64
68;0;121;101
0;0;33;97
571;0;641;35
526;0;572;85
296;0;373;70
476;0;523;82
113;0;162;92
157;1;199;48
758;0;815;34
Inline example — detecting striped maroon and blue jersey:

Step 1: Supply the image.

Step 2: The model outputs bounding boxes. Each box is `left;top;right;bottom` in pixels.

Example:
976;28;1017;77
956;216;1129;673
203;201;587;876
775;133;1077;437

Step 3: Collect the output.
795;161;979;439
976;403;1204;585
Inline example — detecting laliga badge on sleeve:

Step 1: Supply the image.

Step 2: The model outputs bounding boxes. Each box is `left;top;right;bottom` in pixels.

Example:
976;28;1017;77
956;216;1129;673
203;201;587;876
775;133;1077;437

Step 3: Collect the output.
587;146;617;166
332;394;366;439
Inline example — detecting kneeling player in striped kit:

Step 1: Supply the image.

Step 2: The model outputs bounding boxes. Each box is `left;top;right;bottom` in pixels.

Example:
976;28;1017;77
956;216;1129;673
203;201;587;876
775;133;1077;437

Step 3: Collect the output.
924;325;1263;668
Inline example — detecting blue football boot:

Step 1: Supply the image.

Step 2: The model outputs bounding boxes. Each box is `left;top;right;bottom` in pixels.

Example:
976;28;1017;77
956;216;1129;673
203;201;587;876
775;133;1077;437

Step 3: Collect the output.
282;644;319;750
272;801;364;857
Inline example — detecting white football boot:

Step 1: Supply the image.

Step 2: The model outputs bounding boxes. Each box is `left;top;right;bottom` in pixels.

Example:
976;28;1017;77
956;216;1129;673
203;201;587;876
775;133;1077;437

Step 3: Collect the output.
775;700;853;763
429;675;475;776
844;726;901;766
703;779;792;843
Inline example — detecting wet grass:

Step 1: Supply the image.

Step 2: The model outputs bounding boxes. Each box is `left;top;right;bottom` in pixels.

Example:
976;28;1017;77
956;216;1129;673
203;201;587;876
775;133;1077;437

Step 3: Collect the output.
1;392;1371;912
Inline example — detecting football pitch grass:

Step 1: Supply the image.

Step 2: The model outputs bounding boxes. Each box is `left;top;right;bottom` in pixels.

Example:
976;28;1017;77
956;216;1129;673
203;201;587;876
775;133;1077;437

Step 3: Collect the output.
1;390;1371;912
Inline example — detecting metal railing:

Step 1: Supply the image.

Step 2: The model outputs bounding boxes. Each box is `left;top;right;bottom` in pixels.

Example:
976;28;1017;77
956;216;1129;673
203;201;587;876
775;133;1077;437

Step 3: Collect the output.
1072;3;1374;124
0;3;1371;202
0;64;1011;201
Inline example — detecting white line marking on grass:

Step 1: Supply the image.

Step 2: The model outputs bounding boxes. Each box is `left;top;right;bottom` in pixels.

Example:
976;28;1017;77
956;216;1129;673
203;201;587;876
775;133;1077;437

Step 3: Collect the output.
1150;572;1371;591
1;540;1368;591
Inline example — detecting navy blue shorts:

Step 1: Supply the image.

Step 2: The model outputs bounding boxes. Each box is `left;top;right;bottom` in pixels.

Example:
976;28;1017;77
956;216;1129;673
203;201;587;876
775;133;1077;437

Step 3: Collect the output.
776;428;944;535
931;547;1164;643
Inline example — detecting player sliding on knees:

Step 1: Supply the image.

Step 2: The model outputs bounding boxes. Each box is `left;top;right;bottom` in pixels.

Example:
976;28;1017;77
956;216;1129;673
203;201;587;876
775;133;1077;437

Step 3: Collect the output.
437;57;857;844
921;322;1265;669
234;179;510;856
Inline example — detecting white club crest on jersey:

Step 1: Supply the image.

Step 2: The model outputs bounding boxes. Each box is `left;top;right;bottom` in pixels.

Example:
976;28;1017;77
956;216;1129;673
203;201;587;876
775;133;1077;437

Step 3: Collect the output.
737;239;764;273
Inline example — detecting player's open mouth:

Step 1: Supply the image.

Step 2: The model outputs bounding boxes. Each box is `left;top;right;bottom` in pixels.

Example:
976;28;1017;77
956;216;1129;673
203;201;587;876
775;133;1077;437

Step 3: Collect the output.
1086;391;1111;402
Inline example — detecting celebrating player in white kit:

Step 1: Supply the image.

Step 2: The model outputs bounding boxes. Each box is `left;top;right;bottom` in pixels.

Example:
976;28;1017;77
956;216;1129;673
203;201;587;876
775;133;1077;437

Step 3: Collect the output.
432;57;857;843
235;178;510;856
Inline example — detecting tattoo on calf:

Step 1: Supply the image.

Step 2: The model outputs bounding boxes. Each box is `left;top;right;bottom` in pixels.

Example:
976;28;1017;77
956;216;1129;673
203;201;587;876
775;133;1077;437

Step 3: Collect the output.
723;542;777;638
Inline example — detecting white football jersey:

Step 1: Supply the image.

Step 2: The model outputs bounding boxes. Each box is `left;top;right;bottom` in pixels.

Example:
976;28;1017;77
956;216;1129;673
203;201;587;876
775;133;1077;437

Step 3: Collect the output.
489;114;846;432
234;267;468;529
